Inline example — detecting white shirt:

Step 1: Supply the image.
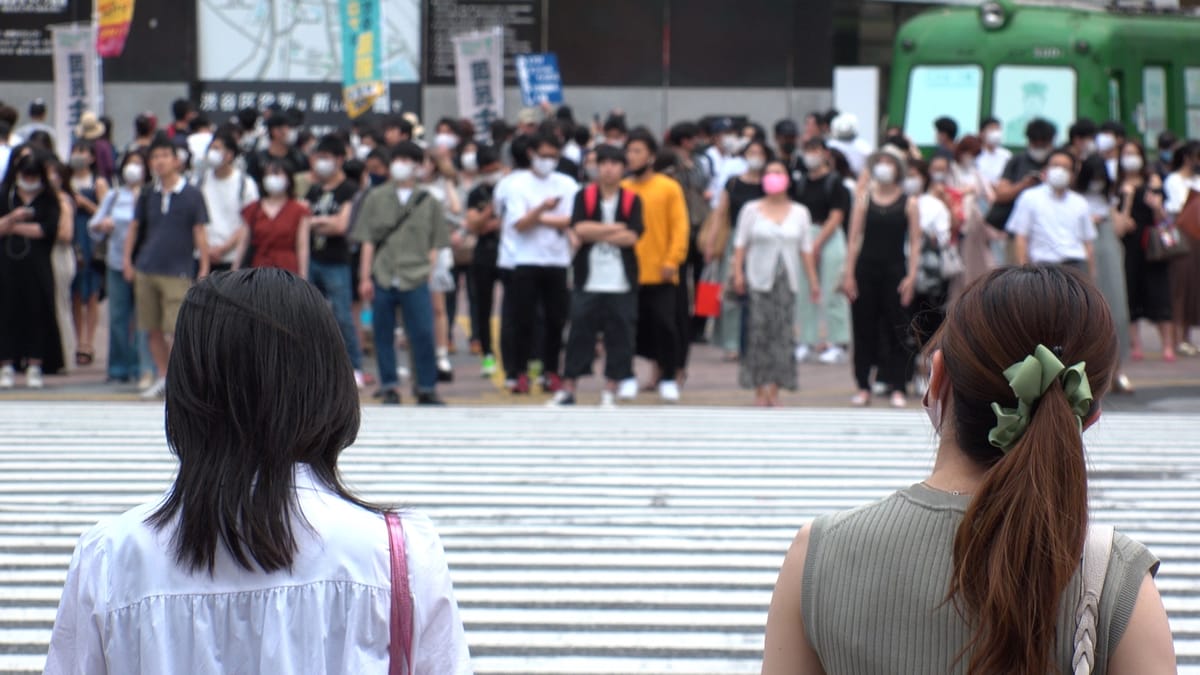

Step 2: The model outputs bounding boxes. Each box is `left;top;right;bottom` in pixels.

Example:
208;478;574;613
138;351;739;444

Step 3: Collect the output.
917;194;952;248
45;463;470;675
828;138;872;176
200;168;259;263
1006;184;1097;263
0;142;11;185
1164;171;1200;214
500;170;578;267
976;145;1013;186
733;199;815;293
493;169;528;270
584;194;631;293
706;146;748;209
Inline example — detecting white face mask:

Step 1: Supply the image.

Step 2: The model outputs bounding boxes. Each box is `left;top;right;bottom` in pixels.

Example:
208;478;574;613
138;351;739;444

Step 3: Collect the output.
263;174;288;195
1120;154;1144;173
355;144;372;160
122;163;145;184
16;178;42;193
930;171;948;184
872;162;897;185
1095;133;1117;154
1046;166;1072;190
985;129;1004;147
285;129;300;146
434;133;459;150
481;171;503;186
1027;146;1051;163
206;149;225;167
460;152;478;173
1080;140;1096;158
802;153;824;171
390;160;415;182
745;156;765;172
721;134;740;154
532;156;558;177
313;157;337;179
903;176;923;195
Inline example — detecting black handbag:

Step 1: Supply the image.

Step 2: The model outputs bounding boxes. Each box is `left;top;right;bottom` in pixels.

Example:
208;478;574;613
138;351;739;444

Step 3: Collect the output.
1145;221;1191;262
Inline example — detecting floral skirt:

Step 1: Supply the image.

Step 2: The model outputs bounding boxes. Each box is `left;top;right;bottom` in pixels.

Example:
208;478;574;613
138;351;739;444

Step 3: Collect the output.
739;266;798;391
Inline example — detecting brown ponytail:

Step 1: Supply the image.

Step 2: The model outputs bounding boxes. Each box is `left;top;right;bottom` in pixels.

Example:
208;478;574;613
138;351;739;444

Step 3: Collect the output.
931;265;1116;674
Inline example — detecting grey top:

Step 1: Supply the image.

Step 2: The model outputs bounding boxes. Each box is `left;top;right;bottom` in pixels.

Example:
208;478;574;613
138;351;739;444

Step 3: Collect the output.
802;483;1159;674
351;185;448;292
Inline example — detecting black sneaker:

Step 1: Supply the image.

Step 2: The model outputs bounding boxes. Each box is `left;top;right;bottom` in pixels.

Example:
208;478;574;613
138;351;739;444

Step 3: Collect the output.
416;393;446;406
382;390;402;405
437;368;454;383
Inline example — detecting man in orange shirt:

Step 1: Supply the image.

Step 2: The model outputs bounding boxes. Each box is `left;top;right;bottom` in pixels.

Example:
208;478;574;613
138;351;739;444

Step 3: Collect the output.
621;127;690;403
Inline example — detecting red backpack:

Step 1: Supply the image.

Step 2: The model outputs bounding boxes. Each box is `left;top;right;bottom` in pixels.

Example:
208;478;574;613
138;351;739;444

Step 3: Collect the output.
583;184;636;222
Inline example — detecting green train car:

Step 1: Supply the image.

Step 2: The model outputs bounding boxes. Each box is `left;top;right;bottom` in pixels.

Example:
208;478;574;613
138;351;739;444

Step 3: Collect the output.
887;0;1200;149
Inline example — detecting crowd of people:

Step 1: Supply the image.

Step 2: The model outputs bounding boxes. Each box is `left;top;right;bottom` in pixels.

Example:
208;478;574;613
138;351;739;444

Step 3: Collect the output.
2;96;1199;405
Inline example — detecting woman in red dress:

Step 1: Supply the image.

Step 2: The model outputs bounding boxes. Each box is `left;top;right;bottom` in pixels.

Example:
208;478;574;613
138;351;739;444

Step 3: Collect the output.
238;160;310;276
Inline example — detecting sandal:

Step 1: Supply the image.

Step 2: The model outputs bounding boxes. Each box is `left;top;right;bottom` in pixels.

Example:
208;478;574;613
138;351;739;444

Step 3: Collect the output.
850;391;871;407
75;350;94;366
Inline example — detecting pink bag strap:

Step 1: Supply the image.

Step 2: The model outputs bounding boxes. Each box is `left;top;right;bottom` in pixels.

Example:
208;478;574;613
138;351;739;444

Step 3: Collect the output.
386;512;414;675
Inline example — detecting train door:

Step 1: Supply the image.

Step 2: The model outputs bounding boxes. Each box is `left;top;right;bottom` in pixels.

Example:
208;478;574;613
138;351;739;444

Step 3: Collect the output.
1140;64;1169;148
1184;66;1200;140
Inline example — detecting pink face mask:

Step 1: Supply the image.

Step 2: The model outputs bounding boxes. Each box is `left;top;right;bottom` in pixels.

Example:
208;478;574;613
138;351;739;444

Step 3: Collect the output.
762;173;789;195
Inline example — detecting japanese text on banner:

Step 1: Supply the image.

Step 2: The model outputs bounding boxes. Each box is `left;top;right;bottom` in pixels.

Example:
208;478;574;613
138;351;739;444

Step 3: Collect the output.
452;27;504;143
341;0;385;119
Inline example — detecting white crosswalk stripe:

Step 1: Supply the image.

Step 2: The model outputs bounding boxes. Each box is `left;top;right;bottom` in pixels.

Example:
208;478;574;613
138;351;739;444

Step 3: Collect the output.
0;403;1197;673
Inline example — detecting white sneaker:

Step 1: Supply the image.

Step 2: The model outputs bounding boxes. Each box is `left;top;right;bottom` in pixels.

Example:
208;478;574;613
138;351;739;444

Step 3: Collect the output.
617;378;638;401
817;345;847;365
546;390;575;407
600;391;617;409
871;381;889;397
25;365;43;389
0;365;14;389
137;372;154;391
794;344;811;363
658;380;680;403
139;376;167;400
397;366;410;380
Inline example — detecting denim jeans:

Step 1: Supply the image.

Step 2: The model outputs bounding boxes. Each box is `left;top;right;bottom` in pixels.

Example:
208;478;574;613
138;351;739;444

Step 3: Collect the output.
309;260;364;370
105;268;140;379
372;281;437;393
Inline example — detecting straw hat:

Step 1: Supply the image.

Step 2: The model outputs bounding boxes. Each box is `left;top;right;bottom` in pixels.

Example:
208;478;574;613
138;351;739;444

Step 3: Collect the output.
75;112;106;141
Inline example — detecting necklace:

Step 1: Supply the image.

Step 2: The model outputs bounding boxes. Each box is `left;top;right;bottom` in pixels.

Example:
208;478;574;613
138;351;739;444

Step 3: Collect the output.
921;480;968;497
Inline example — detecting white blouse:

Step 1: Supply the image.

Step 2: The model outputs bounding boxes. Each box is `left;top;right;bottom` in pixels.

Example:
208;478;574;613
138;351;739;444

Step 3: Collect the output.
45;464;471;674
734;199;815;293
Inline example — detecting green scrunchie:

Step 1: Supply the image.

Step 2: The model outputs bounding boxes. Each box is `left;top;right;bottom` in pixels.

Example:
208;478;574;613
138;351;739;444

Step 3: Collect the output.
988;344;1094;452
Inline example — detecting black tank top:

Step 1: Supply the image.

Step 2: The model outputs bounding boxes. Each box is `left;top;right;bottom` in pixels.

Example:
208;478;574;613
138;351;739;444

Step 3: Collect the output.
859;195;908;264
727;178;765;230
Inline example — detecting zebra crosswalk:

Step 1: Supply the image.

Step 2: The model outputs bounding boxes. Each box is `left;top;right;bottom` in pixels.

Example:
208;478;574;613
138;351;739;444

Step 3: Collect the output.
0;403;1197;673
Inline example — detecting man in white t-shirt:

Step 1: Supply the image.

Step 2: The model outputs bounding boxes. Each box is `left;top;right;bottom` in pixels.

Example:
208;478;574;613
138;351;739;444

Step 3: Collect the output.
493;135;533;390
705;118;748;209
500;133;578;394
975;116;1013;187
550;145;644;407
197;132;259;272
1007;149;1097;276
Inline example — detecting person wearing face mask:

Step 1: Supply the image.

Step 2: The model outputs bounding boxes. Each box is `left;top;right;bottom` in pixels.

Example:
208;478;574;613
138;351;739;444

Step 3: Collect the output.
950;135;1003;298
621;127;690;403
1067;119;1099;162
236;161;309;277
904;159;954;395
791;138;852;366
1163;140;1200;358
246;115;309;188
463;146;507;376
661;122;714;346
842;147;922;408
66;140;109;368
731;160;819;407
975;117;1012;188
501;133;578;395
702;139;768;362
197;132;259;274
0;152;67;387
773;119;800;173
303;135;366;386
987;118;1057;261
1007;149;1096;279
416;152;463;383
1096;121;1126;183
705;117;748;210
352;141;449;406
89;151;151;385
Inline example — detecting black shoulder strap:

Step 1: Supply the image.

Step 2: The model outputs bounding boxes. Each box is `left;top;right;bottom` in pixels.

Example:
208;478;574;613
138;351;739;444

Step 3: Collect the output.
374;191;430;249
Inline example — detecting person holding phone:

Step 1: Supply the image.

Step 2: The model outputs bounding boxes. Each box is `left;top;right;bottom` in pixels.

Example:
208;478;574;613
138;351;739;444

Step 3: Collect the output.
0;151;67;387
501;132;578;394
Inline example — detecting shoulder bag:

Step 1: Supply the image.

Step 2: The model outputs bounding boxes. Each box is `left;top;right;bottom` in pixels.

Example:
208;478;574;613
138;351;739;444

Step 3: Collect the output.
1072;524;1115;675
1145;219;1191;262
386;512;414;675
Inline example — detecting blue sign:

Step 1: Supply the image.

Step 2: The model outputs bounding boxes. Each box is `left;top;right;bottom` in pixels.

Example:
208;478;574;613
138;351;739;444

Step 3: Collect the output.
516;53;564;107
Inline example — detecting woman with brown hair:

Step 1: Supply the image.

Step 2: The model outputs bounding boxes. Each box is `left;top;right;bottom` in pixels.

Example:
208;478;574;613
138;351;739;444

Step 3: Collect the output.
762;265;1174;674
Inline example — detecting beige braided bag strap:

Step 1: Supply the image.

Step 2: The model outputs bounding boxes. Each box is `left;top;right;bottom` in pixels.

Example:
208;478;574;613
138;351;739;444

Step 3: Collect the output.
1073;524;1115;675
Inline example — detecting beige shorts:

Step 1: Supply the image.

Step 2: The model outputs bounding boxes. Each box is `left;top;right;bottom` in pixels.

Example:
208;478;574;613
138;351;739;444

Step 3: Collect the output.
135;272;191;333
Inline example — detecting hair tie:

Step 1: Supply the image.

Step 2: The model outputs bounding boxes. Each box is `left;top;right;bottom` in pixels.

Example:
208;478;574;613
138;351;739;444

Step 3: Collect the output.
988;344;1093;452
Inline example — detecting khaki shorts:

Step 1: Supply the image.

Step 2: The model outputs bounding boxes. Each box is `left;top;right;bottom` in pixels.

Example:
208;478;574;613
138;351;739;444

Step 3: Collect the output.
135;272;191;333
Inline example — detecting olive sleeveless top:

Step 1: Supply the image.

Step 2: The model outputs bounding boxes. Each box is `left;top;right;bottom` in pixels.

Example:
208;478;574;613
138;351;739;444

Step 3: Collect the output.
802;483;1159;674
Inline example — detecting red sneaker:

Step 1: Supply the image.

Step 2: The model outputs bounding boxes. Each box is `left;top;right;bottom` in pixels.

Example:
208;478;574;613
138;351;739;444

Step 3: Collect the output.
542;373;563;393
510;374;531;394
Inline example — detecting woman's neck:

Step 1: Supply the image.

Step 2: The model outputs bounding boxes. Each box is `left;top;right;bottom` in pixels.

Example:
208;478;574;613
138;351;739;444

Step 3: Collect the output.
763;193;789;205
927;435;988;496
743;171;762;182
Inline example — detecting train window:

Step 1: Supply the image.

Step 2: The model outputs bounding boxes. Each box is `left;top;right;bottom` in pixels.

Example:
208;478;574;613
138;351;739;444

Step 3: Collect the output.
1186;68;1200;139
992;65;1076;146
1109;77;1121;123
903;65;982;147
1143;67;1168;147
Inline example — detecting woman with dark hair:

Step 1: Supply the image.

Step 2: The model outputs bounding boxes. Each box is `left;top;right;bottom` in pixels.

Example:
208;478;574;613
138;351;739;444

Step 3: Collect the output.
46;269;470;673
1164;140;1200;356
763;265;1174;674
237;159;310;275
68;139;110;366
0;152;67;387
1116;139;1175;363
45;155;79;373
731;159;819;406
